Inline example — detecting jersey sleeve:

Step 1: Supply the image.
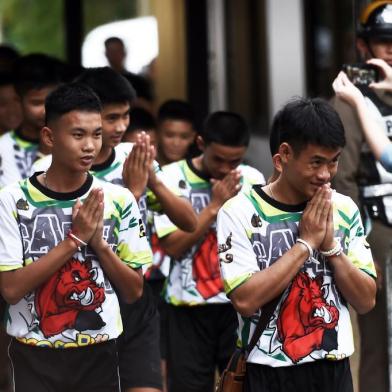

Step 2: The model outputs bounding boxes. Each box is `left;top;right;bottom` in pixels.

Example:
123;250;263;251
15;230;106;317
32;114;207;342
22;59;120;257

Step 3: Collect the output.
217;201;259;295
344;199;376;278
0;191;24;272
115;190;153;270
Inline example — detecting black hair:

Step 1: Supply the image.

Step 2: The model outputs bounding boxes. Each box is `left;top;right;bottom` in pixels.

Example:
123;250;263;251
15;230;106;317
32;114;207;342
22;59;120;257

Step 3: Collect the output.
13;54;63;97
127;107;156;133
0;72;15;88
76;67;136;105
45;83;102;126
271;97;346;154
269;122;280;156
201;111;250;147
0;45;20;67
104;37;124;48
158;99;194;126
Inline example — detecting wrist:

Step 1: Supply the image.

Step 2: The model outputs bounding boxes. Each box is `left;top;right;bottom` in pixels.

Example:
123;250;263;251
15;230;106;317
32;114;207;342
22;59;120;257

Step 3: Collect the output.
207;201;221;217
320;238;342;258
296;238;313;259
67;229;88;251
90;239;111;254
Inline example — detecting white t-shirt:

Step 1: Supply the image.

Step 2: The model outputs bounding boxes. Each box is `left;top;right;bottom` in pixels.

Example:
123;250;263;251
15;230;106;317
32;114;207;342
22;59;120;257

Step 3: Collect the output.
0;173;152;348
217;185;376;367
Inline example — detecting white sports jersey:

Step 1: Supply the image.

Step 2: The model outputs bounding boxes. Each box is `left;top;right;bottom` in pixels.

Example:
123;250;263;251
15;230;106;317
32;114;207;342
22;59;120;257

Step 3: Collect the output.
217;185;376;367
154;159;265;306
0;173;152;348
0;130;39;188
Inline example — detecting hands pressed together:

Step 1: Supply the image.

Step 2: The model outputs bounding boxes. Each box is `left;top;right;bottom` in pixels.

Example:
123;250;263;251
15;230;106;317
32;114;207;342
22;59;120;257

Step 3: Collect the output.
122;131;156;201
298;184;336;253
210;169;242;210
71;188;106;251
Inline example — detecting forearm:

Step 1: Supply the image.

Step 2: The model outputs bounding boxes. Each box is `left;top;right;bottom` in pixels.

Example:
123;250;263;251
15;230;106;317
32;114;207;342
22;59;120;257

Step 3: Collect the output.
355;100;390;160
149;180;197;232
328;254;376;314
230;244;309;317
93;242;143;303
0;239;78;304
160;204;218;259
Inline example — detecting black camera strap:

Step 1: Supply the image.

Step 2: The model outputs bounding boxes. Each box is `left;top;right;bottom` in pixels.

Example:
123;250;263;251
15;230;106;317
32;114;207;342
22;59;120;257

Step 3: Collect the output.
244;294;283;359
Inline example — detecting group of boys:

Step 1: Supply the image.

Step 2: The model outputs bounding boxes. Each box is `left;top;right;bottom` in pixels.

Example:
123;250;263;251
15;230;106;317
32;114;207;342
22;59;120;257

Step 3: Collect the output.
0;9;385;390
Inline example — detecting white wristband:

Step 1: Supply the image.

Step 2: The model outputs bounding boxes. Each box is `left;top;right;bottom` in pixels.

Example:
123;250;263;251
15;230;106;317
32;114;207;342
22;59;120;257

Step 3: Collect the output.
296;238;313;259
320;238;342;257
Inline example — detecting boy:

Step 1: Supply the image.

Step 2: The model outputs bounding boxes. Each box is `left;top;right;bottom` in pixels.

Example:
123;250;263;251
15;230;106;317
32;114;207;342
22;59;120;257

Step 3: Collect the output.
0;83;151;391
33;67;196;392
156;99;196;166
217;97;376;392
155;111;265;392
0;54;62;188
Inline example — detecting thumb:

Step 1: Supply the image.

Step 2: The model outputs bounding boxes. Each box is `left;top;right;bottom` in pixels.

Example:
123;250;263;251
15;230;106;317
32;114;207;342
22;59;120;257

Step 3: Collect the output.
72;198;82;219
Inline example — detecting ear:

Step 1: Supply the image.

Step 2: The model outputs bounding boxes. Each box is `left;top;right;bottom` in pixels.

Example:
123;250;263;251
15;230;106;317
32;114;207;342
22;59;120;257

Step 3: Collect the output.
272;153;282;174
196;135;205;152
41;126;54;149
278;142;293;164
356;38;370;59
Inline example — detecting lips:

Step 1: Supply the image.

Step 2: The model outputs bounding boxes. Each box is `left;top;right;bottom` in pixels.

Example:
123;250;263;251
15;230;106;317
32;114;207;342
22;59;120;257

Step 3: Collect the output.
80;156;94;165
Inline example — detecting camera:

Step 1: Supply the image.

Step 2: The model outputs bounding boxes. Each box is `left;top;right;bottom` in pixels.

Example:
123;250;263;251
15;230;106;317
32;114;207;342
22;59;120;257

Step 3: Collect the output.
342;63;379;86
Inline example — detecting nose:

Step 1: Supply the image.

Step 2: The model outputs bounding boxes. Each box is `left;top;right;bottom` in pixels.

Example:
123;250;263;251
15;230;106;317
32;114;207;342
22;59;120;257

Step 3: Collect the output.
117;120;127;133
82;136;95;152
316;164;331;182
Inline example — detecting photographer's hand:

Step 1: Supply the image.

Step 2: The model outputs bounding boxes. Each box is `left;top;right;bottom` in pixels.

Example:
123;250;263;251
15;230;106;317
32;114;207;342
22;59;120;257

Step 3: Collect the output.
367;58;392;92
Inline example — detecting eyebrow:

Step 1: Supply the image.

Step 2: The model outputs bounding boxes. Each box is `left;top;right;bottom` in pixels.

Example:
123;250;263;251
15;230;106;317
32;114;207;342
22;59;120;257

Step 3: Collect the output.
311;152;341;161
70;127;103;132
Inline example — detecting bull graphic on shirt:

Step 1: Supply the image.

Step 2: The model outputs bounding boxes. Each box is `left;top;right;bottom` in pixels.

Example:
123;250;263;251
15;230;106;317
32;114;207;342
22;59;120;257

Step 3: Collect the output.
35;258;106;338
277;272;339;363
193;230;224;299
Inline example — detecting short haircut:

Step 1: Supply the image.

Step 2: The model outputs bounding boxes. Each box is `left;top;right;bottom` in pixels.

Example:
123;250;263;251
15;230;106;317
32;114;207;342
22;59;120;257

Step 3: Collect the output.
76;67;136;105
201;111;250;147
0;45;20;64
158;99;194;126
14;54;63;96
45;83;102;126
104;37;124;48
269;124;280;157
272;97;346;154
127;107;156;133
0;72;15;88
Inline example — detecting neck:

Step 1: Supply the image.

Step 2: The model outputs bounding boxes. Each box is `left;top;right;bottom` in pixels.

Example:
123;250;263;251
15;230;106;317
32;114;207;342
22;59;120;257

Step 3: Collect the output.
45;163;87;193
19;123;40;141
192;155;205;173
270;176;308;205
94;145;113;165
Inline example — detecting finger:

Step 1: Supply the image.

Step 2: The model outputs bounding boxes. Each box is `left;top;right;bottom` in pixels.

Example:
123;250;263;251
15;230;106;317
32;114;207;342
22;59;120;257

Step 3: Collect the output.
315;187;331;225
72;198;82;220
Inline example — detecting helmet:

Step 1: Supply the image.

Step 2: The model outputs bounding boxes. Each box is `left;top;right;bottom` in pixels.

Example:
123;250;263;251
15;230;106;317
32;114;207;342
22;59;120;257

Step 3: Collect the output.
358;1;392;40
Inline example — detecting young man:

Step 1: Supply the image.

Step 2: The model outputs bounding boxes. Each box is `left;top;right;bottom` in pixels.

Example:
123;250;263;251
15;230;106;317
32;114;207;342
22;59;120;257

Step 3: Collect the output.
217;98;376;392
154;111;265;392
0;83;151;391
156;100;196;166
34;67;195;392
331;3;392;390
0;54;61;188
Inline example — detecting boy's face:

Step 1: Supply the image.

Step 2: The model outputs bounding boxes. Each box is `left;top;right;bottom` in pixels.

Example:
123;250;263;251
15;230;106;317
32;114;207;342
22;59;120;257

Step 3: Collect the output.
105;42;126;70
158;119;195;163
21;86;56;131
48;110;102;172
199;139;247;180
281;143;341;200
0;84;22;132
101;102;130;148
359;37;392;65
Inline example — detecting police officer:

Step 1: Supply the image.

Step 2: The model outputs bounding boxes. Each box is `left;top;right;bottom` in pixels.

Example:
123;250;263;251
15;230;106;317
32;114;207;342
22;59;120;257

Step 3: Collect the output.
332;2;392;391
